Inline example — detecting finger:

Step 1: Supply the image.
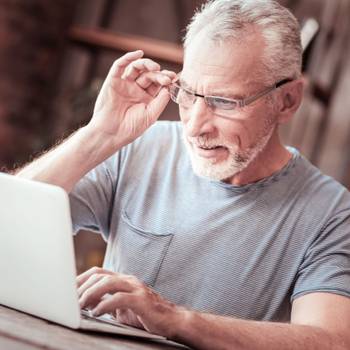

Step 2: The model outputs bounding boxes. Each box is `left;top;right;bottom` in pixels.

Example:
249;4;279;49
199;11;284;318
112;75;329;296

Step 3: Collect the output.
136;71;172;90
136;71;173;98
123;58;161;81
160;70;177;80
146;83;161;97
93;292;137;317
77;266;105;288
79;275;134;310
123;59;161;81
131;58;160;72
109;50;144;79
79;276;112;310
78;273;105;298
145;87;170;124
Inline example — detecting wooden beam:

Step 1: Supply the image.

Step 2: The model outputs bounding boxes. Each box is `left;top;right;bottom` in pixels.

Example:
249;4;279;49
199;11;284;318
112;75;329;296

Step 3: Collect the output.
68;26;183;64
68;18;317;69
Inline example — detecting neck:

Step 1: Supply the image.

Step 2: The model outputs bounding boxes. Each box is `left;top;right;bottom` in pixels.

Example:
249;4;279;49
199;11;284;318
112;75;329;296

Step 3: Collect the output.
225;131;292;186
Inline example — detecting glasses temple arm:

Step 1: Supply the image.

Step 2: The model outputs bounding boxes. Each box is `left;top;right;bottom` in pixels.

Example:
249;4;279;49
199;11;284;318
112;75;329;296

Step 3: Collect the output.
240;78;293;107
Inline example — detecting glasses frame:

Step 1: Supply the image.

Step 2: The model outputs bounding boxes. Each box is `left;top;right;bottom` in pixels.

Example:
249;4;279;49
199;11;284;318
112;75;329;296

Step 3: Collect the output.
169;78;293;111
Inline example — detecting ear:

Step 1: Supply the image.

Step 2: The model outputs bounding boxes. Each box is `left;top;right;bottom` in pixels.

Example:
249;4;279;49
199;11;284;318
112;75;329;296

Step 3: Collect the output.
277;78;304;124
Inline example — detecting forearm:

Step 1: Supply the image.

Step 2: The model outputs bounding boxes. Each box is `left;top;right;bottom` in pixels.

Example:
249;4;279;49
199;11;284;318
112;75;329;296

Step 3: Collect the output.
15;125;119;193
15;52;172;192
172;311;344;350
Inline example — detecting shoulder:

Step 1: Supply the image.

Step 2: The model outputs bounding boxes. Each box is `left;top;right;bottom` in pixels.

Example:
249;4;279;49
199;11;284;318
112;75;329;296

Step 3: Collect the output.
292;149;350;218
137;120;182;146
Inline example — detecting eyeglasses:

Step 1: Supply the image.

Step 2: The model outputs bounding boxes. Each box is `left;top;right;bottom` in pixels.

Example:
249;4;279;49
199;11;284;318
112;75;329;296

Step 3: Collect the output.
168;78;293;118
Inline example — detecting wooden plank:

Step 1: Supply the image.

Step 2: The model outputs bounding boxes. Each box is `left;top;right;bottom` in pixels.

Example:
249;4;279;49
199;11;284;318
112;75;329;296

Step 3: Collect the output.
0;305;188;350
57;46;92;91
317;28;350;183
281;91;324;162
108;0;180;43
309;0;350;165
282;87;323;160
173;0;206;42
278;0;293;7
0;335;40;350
281;96;306;148
282;0;350;173
277;0;324;147
73;0;108;27
289;0;324;25
69;27;184;65
300;18;319;52
299;98;323;159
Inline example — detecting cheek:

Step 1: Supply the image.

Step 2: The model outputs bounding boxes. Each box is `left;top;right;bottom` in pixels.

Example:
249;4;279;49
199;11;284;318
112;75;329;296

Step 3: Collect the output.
216;120;249;149
179;106;195;125
225;106;275;148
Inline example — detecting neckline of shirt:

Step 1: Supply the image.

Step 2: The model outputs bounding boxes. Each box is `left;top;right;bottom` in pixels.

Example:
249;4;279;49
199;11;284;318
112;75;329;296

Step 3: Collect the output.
206;147;300;193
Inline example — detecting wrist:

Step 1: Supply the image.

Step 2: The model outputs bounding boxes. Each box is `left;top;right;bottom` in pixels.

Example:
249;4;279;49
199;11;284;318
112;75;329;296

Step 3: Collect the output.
77;124;123;164
168;306;195;342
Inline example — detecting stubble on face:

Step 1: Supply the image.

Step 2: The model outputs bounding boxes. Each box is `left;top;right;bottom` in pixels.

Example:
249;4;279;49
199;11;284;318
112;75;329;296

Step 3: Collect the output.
183;114;277;182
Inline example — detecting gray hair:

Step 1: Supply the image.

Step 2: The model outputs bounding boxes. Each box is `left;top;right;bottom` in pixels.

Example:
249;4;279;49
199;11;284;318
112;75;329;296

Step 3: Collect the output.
184;0;302;83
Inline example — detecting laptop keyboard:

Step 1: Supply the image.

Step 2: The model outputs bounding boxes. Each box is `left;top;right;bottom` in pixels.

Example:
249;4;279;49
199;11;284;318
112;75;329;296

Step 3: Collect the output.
81;309;139;330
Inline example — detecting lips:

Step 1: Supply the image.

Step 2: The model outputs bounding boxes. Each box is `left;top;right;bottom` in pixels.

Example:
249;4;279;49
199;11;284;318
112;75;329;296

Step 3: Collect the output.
198;145;222;150
193;144;227;158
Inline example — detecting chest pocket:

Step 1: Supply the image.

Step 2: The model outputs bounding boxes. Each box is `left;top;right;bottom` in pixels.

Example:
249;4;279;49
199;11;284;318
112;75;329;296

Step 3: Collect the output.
113;211;174;286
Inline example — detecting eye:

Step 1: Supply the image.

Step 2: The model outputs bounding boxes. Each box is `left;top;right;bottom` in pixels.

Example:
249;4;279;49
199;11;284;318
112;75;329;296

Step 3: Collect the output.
209;97;238;110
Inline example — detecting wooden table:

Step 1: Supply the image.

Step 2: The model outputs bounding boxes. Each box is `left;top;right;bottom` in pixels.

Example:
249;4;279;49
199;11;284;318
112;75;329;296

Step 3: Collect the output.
0;305;189;350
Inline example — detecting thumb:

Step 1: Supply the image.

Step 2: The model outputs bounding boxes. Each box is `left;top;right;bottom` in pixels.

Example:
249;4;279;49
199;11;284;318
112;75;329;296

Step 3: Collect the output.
145;88;170;124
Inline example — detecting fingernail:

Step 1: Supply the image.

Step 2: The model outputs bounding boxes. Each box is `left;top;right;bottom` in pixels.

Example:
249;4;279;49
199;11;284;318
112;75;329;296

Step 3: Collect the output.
92;308;100;317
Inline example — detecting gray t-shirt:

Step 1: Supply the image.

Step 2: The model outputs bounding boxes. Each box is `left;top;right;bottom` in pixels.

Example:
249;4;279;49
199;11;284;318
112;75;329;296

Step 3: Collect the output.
70;121;350;322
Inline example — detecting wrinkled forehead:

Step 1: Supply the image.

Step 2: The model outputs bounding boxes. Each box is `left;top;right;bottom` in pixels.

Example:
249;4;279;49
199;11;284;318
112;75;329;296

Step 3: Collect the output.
182;31;268;91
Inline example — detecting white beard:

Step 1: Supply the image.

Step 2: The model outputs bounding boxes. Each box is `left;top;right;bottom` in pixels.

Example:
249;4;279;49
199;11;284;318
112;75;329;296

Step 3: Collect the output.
183;125;275;182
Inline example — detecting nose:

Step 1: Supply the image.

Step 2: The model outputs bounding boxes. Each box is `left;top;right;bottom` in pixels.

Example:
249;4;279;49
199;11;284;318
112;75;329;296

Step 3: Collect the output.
183;98;215;138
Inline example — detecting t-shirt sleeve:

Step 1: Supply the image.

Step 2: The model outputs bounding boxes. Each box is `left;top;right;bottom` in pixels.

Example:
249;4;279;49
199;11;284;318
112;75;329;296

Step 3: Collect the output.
292;208;350;301
68;154;119;240
67;121;176;241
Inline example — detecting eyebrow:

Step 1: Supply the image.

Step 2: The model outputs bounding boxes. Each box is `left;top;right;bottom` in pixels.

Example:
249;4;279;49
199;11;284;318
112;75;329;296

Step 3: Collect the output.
178;78;245;100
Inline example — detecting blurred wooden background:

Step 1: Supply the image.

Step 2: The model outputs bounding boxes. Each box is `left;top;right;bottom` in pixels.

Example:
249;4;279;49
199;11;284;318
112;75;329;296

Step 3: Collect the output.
0;0;349;272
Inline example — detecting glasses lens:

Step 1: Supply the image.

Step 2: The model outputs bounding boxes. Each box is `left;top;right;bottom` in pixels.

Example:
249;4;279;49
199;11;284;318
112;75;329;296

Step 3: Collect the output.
207;96;238;111
179;88;195;107
170;84;239;117
169;84;180;103
170;85;195;107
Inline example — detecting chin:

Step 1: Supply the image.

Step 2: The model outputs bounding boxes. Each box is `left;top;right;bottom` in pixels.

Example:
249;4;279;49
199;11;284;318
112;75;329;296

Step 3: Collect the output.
184;130;275;182
182;134;247;181
190;153;247;181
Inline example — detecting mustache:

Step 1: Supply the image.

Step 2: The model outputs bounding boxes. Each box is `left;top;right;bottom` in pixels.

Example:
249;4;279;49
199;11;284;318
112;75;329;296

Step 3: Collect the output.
187;136;227;148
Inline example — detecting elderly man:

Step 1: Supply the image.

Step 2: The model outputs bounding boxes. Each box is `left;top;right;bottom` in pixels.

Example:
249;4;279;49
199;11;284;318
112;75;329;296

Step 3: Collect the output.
18;0;350;349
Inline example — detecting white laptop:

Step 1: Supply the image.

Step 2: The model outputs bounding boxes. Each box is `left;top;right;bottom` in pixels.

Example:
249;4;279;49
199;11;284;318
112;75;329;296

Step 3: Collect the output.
0;172;165;340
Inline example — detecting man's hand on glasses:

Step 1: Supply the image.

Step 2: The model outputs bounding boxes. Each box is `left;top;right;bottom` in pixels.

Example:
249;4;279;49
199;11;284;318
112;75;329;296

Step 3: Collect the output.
87;50;176;151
